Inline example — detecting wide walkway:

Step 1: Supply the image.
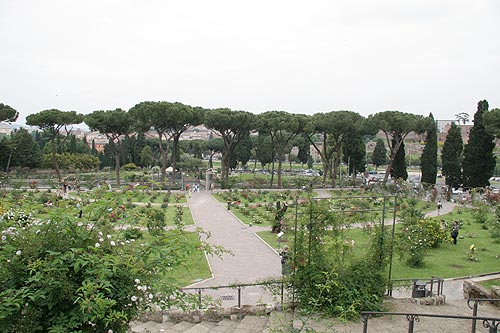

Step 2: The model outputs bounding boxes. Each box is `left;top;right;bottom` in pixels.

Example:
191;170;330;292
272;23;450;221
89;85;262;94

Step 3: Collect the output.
184;190;464;301
184;190;281;305
130;191;500;332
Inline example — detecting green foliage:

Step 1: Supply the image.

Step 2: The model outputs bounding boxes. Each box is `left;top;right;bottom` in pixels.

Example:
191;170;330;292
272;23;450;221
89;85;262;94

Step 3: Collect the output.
129;101;204;178
174;205;184;225
0;192;213;332
463;100;496;188
421;114;438;185
257;111;307;188
85;109;133;185
486;205;500;242
342;134;367;175
290;198;388;319
396;200;447;267
145;208;166;235
368;111;426;184
441;122;463;189
176;154;203;172
2;128;42;169
41;153;100;171
472;204;490;225
466;243;479;261
372;138;387;167
0;103;18;123
306;111;365;185
204;108;255;181
390;139;408;180
26;109;84;181
483;108;500;139
123;163;138;170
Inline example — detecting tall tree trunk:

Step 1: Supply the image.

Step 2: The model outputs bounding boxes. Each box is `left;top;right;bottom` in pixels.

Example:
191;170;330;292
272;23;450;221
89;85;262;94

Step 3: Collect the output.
158;136;169;182
51;140;62;183
269;150;275;187
384;140;402;184
209;152;214;169
277;153;283;189
221;152;230;183
172;135;180;178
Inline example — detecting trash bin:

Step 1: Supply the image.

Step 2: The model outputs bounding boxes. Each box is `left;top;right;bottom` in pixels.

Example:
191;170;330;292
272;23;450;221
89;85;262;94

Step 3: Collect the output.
412;280;427;298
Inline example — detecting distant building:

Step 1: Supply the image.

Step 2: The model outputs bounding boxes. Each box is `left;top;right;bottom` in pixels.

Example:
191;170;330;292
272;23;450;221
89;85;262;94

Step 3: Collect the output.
0;123;11;136
439;124;472;144
85;132;108;152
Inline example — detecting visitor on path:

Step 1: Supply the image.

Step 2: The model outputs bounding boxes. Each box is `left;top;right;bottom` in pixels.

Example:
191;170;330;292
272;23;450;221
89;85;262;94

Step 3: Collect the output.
280;245;290;275
437;200;443;211
451;220;459;245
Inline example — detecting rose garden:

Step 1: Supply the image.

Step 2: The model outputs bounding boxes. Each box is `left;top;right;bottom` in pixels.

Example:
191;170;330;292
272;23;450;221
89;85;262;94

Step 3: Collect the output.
2;175;500;331
2;101;500;331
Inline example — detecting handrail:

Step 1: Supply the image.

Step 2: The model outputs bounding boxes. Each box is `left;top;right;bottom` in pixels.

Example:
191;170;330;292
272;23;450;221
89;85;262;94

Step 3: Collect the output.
467;298;500;333
361;311;500;333
181;280;286;309
388;276;444;297
182;279;282;291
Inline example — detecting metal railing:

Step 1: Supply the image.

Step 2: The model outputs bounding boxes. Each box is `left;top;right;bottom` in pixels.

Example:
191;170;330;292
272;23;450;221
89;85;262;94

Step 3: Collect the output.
181;280;286;309
468;298;500;333
388;276;444;297
361;311;500;333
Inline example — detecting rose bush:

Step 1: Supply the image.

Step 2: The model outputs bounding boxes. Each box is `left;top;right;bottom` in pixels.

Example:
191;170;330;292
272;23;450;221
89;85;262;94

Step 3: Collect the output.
0;198;213;332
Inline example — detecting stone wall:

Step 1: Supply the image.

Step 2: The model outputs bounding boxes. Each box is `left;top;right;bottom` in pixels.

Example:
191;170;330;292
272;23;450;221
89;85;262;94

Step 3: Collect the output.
463;279;500;302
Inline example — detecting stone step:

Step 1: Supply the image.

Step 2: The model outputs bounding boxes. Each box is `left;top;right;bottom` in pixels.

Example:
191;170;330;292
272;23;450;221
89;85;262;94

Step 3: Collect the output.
167;321;196;332
129;315;270;333
183;321;217;333
236;315;269;332
129;320;174;332
210;318;240;332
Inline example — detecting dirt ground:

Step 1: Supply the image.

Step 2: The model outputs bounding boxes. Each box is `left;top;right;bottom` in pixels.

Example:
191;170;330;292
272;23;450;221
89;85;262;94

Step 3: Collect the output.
281;298;500;333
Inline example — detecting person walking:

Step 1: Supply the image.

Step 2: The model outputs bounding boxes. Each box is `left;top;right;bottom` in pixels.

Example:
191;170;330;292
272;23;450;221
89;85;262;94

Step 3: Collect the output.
280;245;290;275
451;221;459;245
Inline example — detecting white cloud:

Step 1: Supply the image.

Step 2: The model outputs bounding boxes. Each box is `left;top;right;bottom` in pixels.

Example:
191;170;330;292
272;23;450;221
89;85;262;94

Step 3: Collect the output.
0;0;498;123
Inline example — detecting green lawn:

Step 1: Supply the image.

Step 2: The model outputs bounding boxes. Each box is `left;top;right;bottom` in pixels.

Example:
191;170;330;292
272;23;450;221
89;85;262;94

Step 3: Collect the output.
257;206;500;279
160;232;212;287
256;229;287;250
123;190;187;204
479;279;500;289
0;188;206;286
165;206;194;226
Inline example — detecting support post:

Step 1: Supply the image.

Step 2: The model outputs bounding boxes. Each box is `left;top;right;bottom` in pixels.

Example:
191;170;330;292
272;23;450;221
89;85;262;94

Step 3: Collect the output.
237;286;241;308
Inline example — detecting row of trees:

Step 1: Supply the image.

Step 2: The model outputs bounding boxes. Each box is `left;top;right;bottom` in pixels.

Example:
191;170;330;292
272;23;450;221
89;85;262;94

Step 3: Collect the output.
442;100;499;189
1;100;499;189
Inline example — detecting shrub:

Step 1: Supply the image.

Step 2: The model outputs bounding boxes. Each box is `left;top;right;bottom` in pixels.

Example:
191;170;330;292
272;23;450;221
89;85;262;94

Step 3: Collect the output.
123;163;138;170
486;206;500;242
473;204;491;225
123;227;143;240
0;215;148;332
396;200;446;267
290;200;388;320
0;205;213;332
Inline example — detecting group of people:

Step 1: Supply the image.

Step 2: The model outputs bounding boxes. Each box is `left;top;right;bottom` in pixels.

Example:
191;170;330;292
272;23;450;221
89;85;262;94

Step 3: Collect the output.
186;183;200;198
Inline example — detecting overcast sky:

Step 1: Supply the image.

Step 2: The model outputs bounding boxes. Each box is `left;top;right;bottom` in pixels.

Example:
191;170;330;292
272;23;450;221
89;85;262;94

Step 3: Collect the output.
1;0;499;125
